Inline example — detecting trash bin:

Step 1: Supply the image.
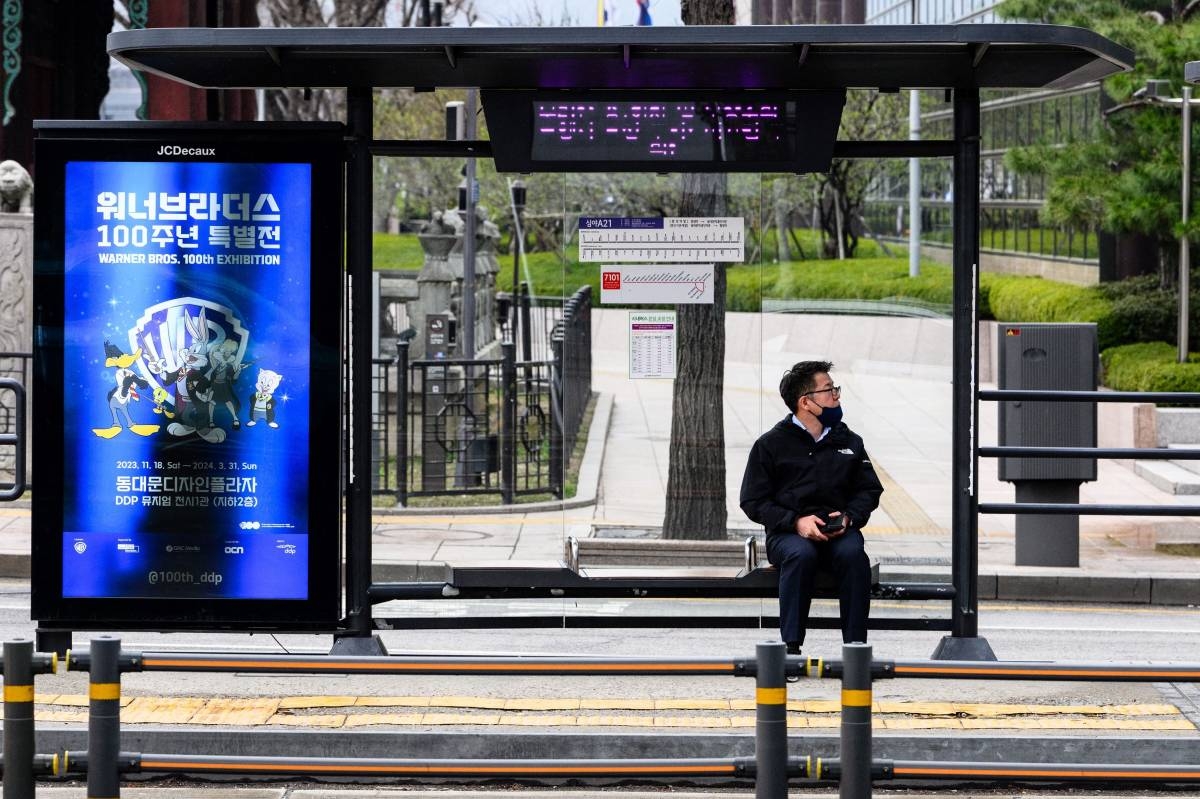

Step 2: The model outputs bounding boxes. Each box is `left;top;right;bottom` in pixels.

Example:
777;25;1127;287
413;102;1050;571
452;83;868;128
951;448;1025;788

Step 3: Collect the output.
998;323;1098;567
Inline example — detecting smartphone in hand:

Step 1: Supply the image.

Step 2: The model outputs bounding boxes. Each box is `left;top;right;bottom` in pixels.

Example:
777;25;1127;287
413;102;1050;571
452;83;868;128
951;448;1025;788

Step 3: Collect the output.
823;514;846;533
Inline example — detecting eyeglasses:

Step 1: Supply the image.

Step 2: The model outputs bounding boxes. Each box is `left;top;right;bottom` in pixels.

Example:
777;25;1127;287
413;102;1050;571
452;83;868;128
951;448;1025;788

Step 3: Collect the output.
803;386;841;399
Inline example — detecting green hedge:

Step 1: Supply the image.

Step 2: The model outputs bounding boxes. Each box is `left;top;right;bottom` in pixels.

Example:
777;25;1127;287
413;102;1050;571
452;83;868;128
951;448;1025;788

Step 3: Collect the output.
1101;342;1200;393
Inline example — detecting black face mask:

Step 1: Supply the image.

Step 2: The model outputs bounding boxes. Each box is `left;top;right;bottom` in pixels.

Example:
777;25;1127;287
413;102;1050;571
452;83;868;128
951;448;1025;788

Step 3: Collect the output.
811;402;843;428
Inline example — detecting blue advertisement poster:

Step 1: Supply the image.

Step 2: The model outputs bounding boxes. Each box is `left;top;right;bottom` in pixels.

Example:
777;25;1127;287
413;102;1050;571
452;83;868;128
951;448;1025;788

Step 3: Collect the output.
60;160;313;600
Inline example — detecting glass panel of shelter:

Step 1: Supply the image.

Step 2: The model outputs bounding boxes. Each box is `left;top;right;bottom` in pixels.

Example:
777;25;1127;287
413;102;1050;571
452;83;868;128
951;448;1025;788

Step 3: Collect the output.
373;156;956;636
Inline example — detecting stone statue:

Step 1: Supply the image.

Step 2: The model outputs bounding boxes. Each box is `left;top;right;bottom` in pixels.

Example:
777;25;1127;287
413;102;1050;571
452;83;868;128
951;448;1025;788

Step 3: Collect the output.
422;209;455;237
0;161;32;214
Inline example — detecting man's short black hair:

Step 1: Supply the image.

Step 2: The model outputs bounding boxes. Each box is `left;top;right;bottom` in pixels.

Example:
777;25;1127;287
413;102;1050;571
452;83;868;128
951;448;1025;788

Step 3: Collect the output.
780;360;834;414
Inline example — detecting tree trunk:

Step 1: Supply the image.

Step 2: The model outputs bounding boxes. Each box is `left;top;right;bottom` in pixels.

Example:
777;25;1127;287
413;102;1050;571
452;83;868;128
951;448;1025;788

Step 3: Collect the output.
664;0;734;541
663;173;729;540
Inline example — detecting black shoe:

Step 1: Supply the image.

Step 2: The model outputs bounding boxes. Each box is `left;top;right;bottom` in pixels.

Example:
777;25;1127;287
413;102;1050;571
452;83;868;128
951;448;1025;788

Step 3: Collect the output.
785;642;802;656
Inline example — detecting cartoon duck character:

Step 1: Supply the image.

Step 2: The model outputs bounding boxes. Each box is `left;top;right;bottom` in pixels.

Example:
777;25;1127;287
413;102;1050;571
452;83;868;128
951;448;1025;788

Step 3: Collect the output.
92;341;160;439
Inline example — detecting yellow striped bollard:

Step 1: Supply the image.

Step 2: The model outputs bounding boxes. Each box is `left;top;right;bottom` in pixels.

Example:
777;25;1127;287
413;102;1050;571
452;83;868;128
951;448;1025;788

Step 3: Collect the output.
840;642;873;799
755;640;787;799
88;637;122;799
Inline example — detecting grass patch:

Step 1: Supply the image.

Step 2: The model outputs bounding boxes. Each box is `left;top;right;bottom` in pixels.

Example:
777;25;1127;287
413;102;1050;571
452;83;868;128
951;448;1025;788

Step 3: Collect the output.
373;232;426;270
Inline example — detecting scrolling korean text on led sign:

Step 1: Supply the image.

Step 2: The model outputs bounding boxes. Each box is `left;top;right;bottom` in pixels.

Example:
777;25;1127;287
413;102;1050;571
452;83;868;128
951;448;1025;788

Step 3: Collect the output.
532;100;794;163
482;90;846;173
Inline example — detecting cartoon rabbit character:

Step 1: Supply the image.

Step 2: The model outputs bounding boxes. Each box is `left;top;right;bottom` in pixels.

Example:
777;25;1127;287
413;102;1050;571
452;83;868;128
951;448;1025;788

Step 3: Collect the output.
92;341;158;438
246;369;282;428
146;308;219;440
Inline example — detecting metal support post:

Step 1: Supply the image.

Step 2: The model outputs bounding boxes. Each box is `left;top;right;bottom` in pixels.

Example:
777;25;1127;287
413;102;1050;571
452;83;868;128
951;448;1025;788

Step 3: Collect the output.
935;85;995;661
4;639;35;799
908;89;922;278
462;89;478;360
35;629;71;657
333;86;386;656
519;282;533;365
549;336;565;499
88;637;122;799
501;341;516;504
1181;85;1192;363
755;641;788;799
840;643;873;799
396;339;409;507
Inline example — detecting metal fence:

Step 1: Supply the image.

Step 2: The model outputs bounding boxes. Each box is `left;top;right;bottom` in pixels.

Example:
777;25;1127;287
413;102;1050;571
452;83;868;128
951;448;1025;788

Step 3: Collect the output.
376;285;593;505
863;199;1099;262
0;353;30;494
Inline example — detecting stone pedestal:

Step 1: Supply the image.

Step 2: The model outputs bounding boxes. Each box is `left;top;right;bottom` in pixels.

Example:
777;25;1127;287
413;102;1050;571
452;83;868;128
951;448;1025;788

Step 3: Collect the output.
0;214;33;486
413;233;457;361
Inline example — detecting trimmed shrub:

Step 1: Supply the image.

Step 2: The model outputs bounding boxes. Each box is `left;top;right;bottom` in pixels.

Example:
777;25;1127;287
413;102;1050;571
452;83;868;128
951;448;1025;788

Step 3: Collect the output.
986;277;1111;333
1101;342;1200;393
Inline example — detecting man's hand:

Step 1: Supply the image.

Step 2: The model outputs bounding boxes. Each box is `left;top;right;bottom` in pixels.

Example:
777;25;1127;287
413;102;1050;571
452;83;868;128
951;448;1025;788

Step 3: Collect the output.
795;514;830;542
795;511;849;542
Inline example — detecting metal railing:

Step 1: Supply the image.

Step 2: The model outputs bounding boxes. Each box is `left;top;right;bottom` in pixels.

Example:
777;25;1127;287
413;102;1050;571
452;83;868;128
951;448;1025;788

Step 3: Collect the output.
378;285;593;505
813;645;1200;795
0;378;26;501
863;200;1099;263
978;389;1200;517
1;636;800;797
10;635;1200;796
0;353;30;499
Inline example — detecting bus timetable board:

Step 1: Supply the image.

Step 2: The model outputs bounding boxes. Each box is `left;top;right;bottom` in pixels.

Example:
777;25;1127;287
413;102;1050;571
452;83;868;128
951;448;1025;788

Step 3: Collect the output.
32;124;344;630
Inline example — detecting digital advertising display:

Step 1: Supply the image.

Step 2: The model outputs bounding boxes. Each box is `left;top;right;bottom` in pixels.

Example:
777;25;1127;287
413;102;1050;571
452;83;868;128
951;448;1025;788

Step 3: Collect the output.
33;124;343;629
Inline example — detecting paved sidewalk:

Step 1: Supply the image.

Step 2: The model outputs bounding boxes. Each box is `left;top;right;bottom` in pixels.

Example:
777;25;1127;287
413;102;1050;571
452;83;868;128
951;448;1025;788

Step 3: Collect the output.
3;311;1198;598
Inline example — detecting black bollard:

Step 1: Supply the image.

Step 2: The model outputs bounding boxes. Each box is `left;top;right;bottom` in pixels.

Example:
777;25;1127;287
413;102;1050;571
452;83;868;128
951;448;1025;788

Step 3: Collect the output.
755;641;788;799
87;637;122;799
4;639;35;799
840;642;874;799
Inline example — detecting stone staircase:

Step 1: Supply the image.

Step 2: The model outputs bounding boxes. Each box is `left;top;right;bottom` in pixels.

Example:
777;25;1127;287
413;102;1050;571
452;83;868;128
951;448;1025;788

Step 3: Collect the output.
1134;446;1200;495
1130;409;1200;553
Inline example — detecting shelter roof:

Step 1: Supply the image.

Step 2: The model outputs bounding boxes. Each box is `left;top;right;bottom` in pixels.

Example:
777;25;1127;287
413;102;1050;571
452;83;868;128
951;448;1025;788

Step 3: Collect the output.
108;24;1133;92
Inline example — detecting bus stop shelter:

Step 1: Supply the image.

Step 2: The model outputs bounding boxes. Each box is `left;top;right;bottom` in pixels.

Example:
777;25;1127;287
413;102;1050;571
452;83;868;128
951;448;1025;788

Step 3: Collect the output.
96;23;1133;659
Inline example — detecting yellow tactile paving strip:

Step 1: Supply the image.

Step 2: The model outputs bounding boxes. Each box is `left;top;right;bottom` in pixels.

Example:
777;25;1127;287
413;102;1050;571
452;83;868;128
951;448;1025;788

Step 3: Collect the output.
28;694;1195;731
874;462;946;536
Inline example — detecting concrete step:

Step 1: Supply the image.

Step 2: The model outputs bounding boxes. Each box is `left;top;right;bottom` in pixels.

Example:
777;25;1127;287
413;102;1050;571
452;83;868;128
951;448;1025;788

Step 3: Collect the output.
1133;459;1200;495
1167;443;1200;476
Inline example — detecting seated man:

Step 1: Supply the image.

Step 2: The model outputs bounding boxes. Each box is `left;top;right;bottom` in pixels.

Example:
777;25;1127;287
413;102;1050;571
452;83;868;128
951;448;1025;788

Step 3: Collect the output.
739;360;883;656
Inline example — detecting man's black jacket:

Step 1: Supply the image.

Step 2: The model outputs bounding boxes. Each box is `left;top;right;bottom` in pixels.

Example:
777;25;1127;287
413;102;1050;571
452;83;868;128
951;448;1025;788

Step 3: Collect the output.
739;415;884;539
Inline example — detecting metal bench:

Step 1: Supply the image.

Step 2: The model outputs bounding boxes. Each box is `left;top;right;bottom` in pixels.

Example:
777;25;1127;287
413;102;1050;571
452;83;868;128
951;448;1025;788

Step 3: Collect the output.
369;537;954;631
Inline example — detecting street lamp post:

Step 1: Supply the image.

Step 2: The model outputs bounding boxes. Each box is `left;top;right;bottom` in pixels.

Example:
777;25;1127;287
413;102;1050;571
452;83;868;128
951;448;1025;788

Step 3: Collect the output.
1141;77;1200;362
1186;63;1200;363
509;178;526;343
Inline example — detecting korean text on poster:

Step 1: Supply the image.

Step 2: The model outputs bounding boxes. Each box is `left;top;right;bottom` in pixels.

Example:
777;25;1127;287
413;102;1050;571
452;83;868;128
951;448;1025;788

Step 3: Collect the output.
578;217;745;263
629;311;677;380
61;160;313;601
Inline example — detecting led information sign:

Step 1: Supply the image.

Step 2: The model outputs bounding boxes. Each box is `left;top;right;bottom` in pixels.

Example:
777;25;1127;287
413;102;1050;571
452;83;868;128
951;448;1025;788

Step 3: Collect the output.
32;125;343;630
533;100;792;162
483;90;846;173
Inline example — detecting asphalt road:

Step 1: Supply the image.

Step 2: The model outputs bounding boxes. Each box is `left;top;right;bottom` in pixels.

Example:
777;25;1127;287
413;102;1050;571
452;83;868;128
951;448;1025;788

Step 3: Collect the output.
2;580;1198;712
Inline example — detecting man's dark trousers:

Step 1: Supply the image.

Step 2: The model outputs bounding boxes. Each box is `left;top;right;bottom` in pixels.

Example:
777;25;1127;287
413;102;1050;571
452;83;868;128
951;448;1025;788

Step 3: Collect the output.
767;528;871;645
